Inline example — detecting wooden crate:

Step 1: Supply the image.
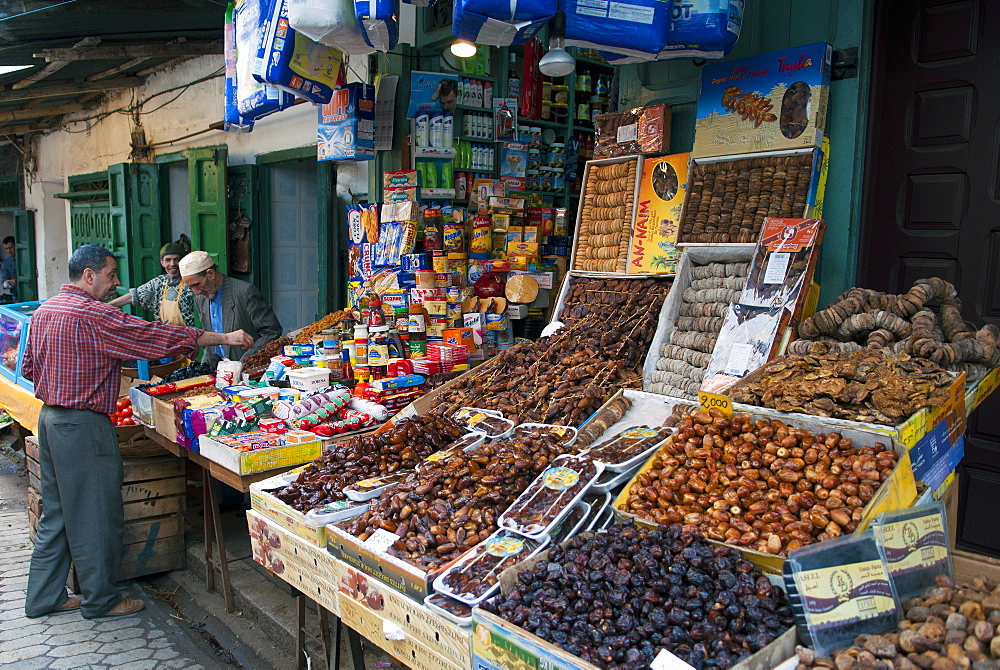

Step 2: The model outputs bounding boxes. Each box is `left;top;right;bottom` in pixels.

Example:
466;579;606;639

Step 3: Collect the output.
26;437;188;580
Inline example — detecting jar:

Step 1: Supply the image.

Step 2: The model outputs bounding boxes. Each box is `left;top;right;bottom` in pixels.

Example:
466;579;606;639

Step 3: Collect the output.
529;127;542;150
367;326;390;379
353;324;369;366
552;85;569;109
553;171;566;191
526;170;540;190
540;170;554;193
432;253;449;273
575;72;591;93
548;143;565;168
541;80;553;103
540;102;552;121
527;149;540;171
517;125;529;142
470;216;492;255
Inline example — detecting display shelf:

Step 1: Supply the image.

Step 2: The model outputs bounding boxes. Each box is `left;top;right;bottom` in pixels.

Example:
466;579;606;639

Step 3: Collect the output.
573;125;595;134
457;135;496;143
413;146;456;158
455;103;491;113
516;117;567;131
512;188;564;199
573;54;614;70
420;188;457;199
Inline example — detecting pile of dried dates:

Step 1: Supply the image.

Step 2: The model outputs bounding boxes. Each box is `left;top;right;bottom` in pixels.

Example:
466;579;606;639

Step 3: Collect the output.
586;425;676;465
484;522;793;669
619;409;898;556
273;415;467;512
432;277;670;426
796;574;1000;670
342;429;574;569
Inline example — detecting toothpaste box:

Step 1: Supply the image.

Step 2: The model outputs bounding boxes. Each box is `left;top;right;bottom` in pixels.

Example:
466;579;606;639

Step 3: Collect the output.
369;374;426;391
318;82;375;161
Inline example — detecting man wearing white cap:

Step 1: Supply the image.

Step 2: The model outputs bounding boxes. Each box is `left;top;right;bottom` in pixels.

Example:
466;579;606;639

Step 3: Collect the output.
179;251;283;368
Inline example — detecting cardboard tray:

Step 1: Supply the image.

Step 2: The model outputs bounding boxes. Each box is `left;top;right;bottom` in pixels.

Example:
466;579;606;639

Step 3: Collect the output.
548;271;675;332
570;155;645;277
250;471;330;547
200;435;322;476
612;405;918;574
965;366;1000;415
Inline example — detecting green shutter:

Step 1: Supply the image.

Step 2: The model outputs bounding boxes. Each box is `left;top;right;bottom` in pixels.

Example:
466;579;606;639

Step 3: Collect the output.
188;146;228;274
109;163;164;318
226;164;258;286
13;209;36;301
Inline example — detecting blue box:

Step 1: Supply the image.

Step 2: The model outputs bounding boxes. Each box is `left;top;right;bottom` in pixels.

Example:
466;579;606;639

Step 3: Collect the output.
318;83;375;161
0;301;43;391
370;374;425;391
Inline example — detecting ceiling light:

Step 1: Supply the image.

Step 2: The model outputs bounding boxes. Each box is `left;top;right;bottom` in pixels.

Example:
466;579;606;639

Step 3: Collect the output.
450;39;477;58
538;11;576;77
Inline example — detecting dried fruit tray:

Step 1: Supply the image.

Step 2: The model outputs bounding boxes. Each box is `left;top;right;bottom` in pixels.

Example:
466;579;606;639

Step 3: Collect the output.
452;407;515;439
498;454;603;540
425;593;472;627
433;528;549;606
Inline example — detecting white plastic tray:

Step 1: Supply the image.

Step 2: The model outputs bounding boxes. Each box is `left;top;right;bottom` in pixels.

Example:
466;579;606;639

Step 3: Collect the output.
549;500;591;545
343;472;410;502
512;422;578;448
453;407;515;440
583;491;613;532
304;499;369;523
591;462;643;493
425;593;473;627
433;529;549;606
497;454;602;540
585;425;675;473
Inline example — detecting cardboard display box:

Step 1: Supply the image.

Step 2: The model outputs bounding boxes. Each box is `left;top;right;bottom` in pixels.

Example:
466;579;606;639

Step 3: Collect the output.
199;434;322;476
338;597;464;670
627;152;689;274
570;155;644;277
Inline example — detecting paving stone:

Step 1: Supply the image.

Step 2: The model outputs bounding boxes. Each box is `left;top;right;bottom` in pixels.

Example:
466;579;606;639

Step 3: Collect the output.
6;644;50;662
113;660;160;670
3;654;52;670
97;637;146;655
49;652;109;669
0;632;51;653
46;628;100;645
0;623;49;641
102;647;154;665
146;629;164;639
93;628;145;644
151;648;179;661
40;619;95;634
92;617;141;632
46;640;105;657
147;637;172;649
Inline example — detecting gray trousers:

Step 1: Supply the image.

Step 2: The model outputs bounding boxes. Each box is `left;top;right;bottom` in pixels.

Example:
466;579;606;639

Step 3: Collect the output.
25;405;124;618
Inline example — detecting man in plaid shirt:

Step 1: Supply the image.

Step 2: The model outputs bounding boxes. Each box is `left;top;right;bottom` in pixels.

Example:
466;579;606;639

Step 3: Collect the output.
22;245;252;619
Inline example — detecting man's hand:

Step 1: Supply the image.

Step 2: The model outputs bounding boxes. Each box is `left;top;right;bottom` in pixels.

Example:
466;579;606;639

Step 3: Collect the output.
226;329;254;349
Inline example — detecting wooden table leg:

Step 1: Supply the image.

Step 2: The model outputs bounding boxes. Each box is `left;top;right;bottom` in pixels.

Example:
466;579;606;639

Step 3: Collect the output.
295;592;307;670
345;625;366;670
318;607;332;669
205;471;235;612
201;468;215;594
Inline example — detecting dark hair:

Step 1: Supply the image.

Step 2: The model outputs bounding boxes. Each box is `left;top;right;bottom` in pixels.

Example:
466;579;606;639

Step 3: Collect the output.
68;244;115;281
2;236;13;245
437;79;458;97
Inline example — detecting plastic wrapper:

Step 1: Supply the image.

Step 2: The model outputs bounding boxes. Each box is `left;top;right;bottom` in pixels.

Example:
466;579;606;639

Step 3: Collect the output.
354;0;398;51
224;3;255;133
512;422;577;447
600;0;744;63
871;501;953;603
783;530;900;657
451;0;554;46
548;500;590;545
452;407;515;439
563;0;673;59
498;454;602;539
424;593;471;627
593;104;670;159
235;0;296;119
700;303;784;393
287;0;374;55
741;218;824;309
435;529;548;605
583;424;674;471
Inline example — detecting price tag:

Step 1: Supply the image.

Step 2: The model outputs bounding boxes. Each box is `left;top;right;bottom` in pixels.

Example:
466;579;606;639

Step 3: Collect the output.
697;391;733;417
650;648;697;670
763;251;791;284
363;528;399;554
616;123;638;143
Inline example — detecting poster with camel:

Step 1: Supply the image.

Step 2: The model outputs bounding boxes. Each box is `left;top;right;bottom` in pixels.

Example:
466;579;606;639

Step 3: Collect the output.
693;42;832;159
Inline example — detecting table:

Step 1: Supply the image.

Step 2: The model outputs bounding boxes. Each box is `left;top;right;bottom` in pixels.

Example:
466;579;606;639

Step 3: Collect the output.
143;427;298;612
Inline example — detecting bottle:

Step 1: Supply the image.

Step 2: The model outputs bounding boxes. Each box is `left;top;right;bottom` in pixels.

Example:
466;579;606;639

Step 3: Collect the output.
507;53;520;102
415;113;429;148
596;75;609;110
483;81;493;109
407;303;427;358
388;326;406;363
430;113;444;148
440;162;453;189
456;171;467;200
442;113;454;147
367;326;389;379
359;291;371;325
367;291;384;326
353;324;369;366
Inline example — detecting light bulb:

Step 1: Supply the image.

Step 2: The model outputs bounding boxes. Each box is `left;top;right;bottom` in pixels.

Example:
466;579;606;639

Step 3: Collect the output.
539;43;576;77
450;39;477;58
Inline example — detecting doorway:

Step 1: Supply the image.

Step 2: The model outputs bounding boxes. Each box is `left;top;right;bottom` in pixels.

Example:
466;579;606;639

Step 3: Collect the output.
269;158;319;332
858;0;1000;555
167;162;191;247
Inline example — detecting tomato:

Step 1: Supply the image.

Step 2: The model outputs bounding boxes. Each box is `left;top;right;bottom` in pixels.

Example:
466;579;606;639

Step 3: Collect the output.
121;418;135;426
116;399;129;410
120;407;133;418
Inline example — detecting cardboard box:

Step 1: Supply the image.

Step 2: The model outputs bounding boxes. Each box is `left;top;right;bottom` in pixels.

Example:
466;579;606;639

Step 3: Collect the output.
628;153;689;274
338;598;463;670
506;304;528;319
338;563;471;669
285;368;331;392
199;435;322;475
570;155;644;277
247;510;342;616
318;82;375;161
507;269;554;289
693;42;832;159
613;410;918;574
594;104;672;159
250;472;330;547
966;366;1000;415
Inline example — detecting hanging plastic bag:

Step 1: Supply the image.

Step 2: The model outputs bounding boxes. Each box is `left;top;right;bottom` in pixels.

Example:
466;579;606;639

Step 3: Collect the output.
563;0;674;60
253;0;344;104
452;0;556;46
401;0;434;5
287;0;375;56
224;3;254;132
600;0;744;64
355;0;399;52
235;0;297;119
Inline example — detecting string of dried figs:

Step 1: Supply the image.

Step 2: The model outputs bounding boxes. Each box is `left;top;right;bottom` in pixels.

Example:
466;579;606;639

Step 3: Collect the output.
273;415;467;512
431;278;670;426
620;409;898;556
576;161;637;273
482;521;794;669
293;309;350;343
796;574;1000;670
341;429;573;569
727;347;955;424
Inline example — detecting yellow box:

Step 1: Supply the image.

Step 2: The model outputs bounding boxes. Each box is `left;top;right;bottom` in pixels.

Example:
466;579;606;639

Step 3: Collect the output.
250;475;328;547
247;510;342;616
199;436;322;475
283;429;319;444
628;153;688;274
967;366;1000;415
506;242;539;256
339;598;464;670
523;226;539;244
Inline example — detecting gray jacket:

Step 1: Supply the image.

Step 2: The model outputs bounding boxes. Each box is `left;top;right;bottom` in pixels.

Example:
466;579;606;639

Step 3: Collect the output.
194;276;283;367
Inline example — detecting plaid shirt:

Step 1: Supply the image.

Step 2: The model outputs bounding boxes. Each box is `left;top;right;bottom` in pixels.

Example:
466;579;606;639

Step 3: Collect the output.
23;284;203;414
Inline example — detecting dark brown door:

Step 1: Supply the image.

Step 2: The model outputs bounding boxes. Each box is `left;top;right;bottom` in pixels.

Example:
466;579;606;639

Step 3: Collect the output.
858;0;1000;555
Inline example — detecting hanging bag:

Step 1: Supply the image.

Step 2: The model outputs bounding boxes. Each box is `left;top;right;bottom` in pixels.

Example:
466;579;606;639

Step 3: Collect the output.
355;0;399;52
562;0;674;60
235;0;296;119
288;0;375;56
452;0;556;47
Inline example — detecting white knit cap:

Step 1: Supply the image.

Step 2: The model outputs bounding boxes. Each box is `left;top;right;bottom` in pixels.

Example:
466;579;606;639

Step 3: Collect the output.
178;251;215;276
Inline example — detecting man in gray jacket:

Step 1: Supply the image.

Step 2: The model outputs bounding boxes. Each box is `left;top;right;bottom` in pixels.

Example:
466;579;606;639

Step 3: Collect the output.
179;251;283;368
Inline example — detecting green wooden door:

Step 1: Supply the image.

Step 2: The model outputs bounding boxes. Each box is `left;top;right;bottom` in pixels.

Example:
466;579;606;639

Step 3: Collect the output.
188;146;228;274
226;164;258;287
109;162;165;318
317;160;343;317
13;209;36;302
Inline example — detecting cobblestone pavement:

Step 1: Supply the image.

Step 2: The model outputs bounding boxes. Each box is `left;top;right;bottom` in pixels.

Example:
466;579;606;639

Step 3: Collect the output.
0;511;223;670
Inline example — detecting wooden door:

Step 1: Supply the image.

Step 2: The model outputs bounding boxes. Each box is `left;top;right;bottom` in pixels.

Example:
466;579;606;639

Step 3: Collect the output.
858;0;1000;555
13;210;36;302
188;146;228;274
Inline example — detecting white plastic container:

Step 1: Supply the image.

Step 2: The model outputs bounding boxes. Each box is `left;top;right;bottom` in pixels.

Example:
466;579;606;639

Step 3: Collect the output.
512;423;578;447
285;368;331;392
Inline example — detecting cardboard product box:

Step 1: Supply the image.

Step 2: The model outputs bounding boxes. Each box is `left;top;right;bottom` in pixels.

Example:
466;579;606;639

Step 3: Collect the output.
965;366;1000;415
338;597;464;670
594;104;672;159
612;410;918;575
570;155;644;276
199;434;322;476
318;82;375;161
247;510;342;616
628;152;690;274
693;42;832;159
250;471;329;547
338;563;472;668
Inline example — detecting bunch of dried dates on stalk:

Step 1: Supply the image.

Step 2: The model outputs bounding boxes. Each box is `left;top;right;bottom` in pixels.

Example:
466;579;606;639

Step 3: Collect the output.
431;277;670;426
726;348;955;424
792;277;1000;382
484;522;793;670
341;429;574;569
273;415;467;512
620;409;897;556
796;574;1000;670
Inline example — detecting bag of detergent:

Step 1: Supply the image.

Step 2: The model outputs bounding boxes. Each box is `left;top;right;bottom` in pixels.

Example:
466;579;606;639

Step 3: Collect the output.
288;0;375;56
355;0;399;52
235;0;296;119
600;0;744;63
401;0;434;5
224;3;254;132
452;0;555;46
563;0;674;60
254;0;344;105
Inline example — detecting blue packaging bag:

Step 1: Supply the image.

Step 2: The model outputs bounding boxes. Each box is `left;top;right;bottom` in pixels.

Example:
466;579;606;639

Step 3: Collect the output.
452;0;556;46
355;0;399;51
224;3;254;132
254;0;343;105
563;0;674;59
235;0;296;119
601;0;743;63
